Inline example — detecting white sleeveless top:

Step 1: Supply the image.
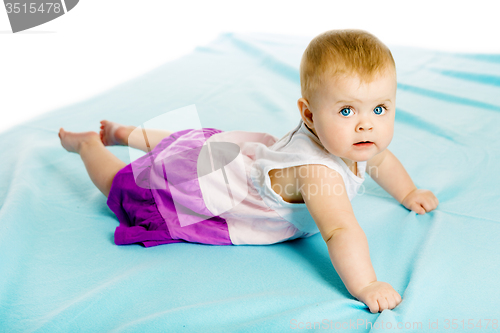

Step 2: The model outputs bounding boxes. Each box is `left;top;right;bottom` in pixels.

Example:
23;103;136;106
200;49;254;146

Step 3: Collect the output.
198;119;367;245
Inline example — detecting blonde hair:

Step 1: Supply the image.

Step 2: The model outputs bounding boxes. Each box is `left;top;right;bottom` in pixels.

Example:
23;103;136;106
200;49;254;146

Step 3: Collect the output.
300;29;396;102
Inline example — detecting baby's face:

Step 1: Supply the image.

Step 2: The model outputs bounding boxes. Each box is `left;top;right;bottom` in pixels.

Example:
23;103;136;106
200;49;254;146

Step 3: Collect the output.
302;70;397;164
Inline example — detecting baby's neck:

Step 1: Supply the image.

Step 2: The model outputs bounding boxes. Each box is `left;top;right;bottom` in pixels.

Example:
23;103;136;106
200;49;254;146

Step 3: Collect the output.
341;157;358;176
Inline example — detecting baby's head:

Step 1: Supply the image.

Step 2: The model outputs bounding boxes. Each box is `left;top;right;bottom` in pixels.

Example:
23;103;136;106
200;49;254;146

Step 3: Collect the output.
298;29;397;164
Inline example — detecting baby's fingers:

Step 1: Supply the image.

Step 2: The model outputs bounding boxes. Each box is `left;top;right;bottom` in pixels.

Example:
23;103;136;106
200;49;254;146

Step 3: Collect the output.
365;298;380;314
421;194;439;213
410;198;437;215
420;200;436;213
386;295;397;310
395;292;402;305
430;192;439;206
409;201;426;215
388;291;403;309
377;297;389;312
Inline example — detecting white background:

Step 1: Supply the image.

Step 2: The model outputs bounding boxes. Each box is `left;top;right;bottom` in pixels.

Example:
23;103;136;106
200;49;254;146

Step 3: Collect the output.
1;0;499;133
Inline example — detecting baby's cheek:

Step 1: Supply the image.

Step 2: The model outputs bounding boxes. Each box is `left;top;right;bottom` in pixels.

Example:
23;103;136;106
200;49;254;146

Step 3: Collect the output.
331;129;350;144
379;125;394;147
385;119;395;136
327;136;350;154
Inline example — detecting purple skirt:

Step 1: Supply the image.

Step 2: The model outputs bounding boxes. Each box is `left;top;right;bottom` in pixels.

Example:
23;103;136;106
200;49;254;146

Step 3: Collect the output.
106;128;233;247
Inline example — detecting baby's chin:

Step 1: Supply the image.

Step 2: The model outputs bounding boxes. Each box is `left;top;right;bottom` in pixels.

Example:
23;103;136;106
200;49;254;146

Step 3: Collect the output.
342;149;379;163
326;143;382;162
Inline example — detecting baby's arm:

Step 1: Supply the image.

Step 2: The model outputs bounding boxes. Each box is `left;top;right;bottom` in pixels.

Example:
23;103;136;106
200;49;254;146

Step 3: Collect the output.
297;164;402;313
367;149;439;214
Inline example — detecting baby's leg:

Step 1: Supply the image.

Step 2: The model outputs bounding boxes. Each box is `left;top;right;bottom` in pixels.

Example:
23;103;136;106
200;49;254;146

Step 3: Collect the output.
59;128;126;197
100;120;173;153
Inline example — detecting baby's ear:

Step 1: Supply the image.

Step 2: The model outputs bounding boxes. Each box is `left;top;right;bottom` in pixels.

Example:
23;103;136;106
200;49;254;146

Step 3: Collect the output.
297;98;314;129
297;97;309;112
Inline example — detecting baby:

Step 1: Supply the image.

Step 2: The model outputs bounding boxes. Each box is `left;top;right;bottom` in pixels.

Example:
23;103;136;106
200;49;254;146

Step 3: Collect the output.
58;29;439;313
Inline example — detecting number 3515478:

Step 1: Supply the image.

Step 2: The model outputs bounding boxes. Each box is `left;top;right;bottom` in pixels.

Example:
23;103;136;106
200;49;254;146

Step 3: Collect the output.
5;3;62;14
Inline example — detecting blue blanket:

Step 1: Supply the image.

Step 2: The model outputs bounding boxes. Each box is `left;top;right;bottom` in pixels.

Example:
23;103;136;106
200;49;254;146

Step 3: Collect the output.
1;32;499;332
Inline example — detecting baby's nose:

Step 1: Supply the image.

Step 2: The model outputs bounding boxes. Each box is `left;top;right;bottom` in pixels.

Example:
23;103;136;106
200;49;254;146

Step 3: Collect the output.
357;125;373;131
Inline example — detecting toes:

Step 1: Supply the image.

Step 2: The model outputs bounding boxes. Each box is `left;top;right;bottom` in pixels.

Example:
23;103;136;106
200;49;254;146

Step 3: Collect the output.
100;132;107;146
99;125;105;143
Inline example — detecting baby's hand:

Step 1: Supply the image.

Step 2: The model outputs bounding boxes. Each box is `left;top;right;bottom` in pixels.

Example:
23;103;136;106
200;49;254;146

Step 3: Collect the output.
401;188;439;215
355;281;402;313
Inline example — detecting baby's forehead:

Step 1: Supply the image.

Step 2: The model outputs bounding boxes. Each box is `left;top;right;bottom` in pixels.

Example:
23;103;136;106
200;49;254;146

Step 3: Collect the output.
313;71;397;103
324;66;396;83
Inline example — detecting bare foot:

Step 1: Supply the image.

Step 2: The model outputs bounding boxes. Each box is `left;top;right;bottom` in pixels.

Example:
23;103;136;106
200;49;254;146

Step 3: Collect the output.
99;120;135;146
59;128;100;153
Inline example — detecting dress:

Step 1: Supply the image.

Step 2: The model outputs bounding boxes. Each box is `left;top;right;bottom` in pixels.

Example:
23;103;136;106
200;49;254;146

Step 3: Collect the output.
106;120;367;247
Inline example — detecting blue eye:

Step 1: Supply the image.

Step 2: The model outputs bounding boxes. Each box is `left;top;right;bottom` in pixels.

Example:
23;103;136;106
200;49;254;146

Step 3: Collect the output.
340;107;353;117
374;106;386;115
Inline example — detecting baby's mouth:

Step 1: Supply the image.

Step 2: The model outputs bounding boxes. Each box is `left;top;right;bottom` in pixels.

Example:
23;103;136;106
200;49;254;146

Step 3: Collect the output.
354;141;373;145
